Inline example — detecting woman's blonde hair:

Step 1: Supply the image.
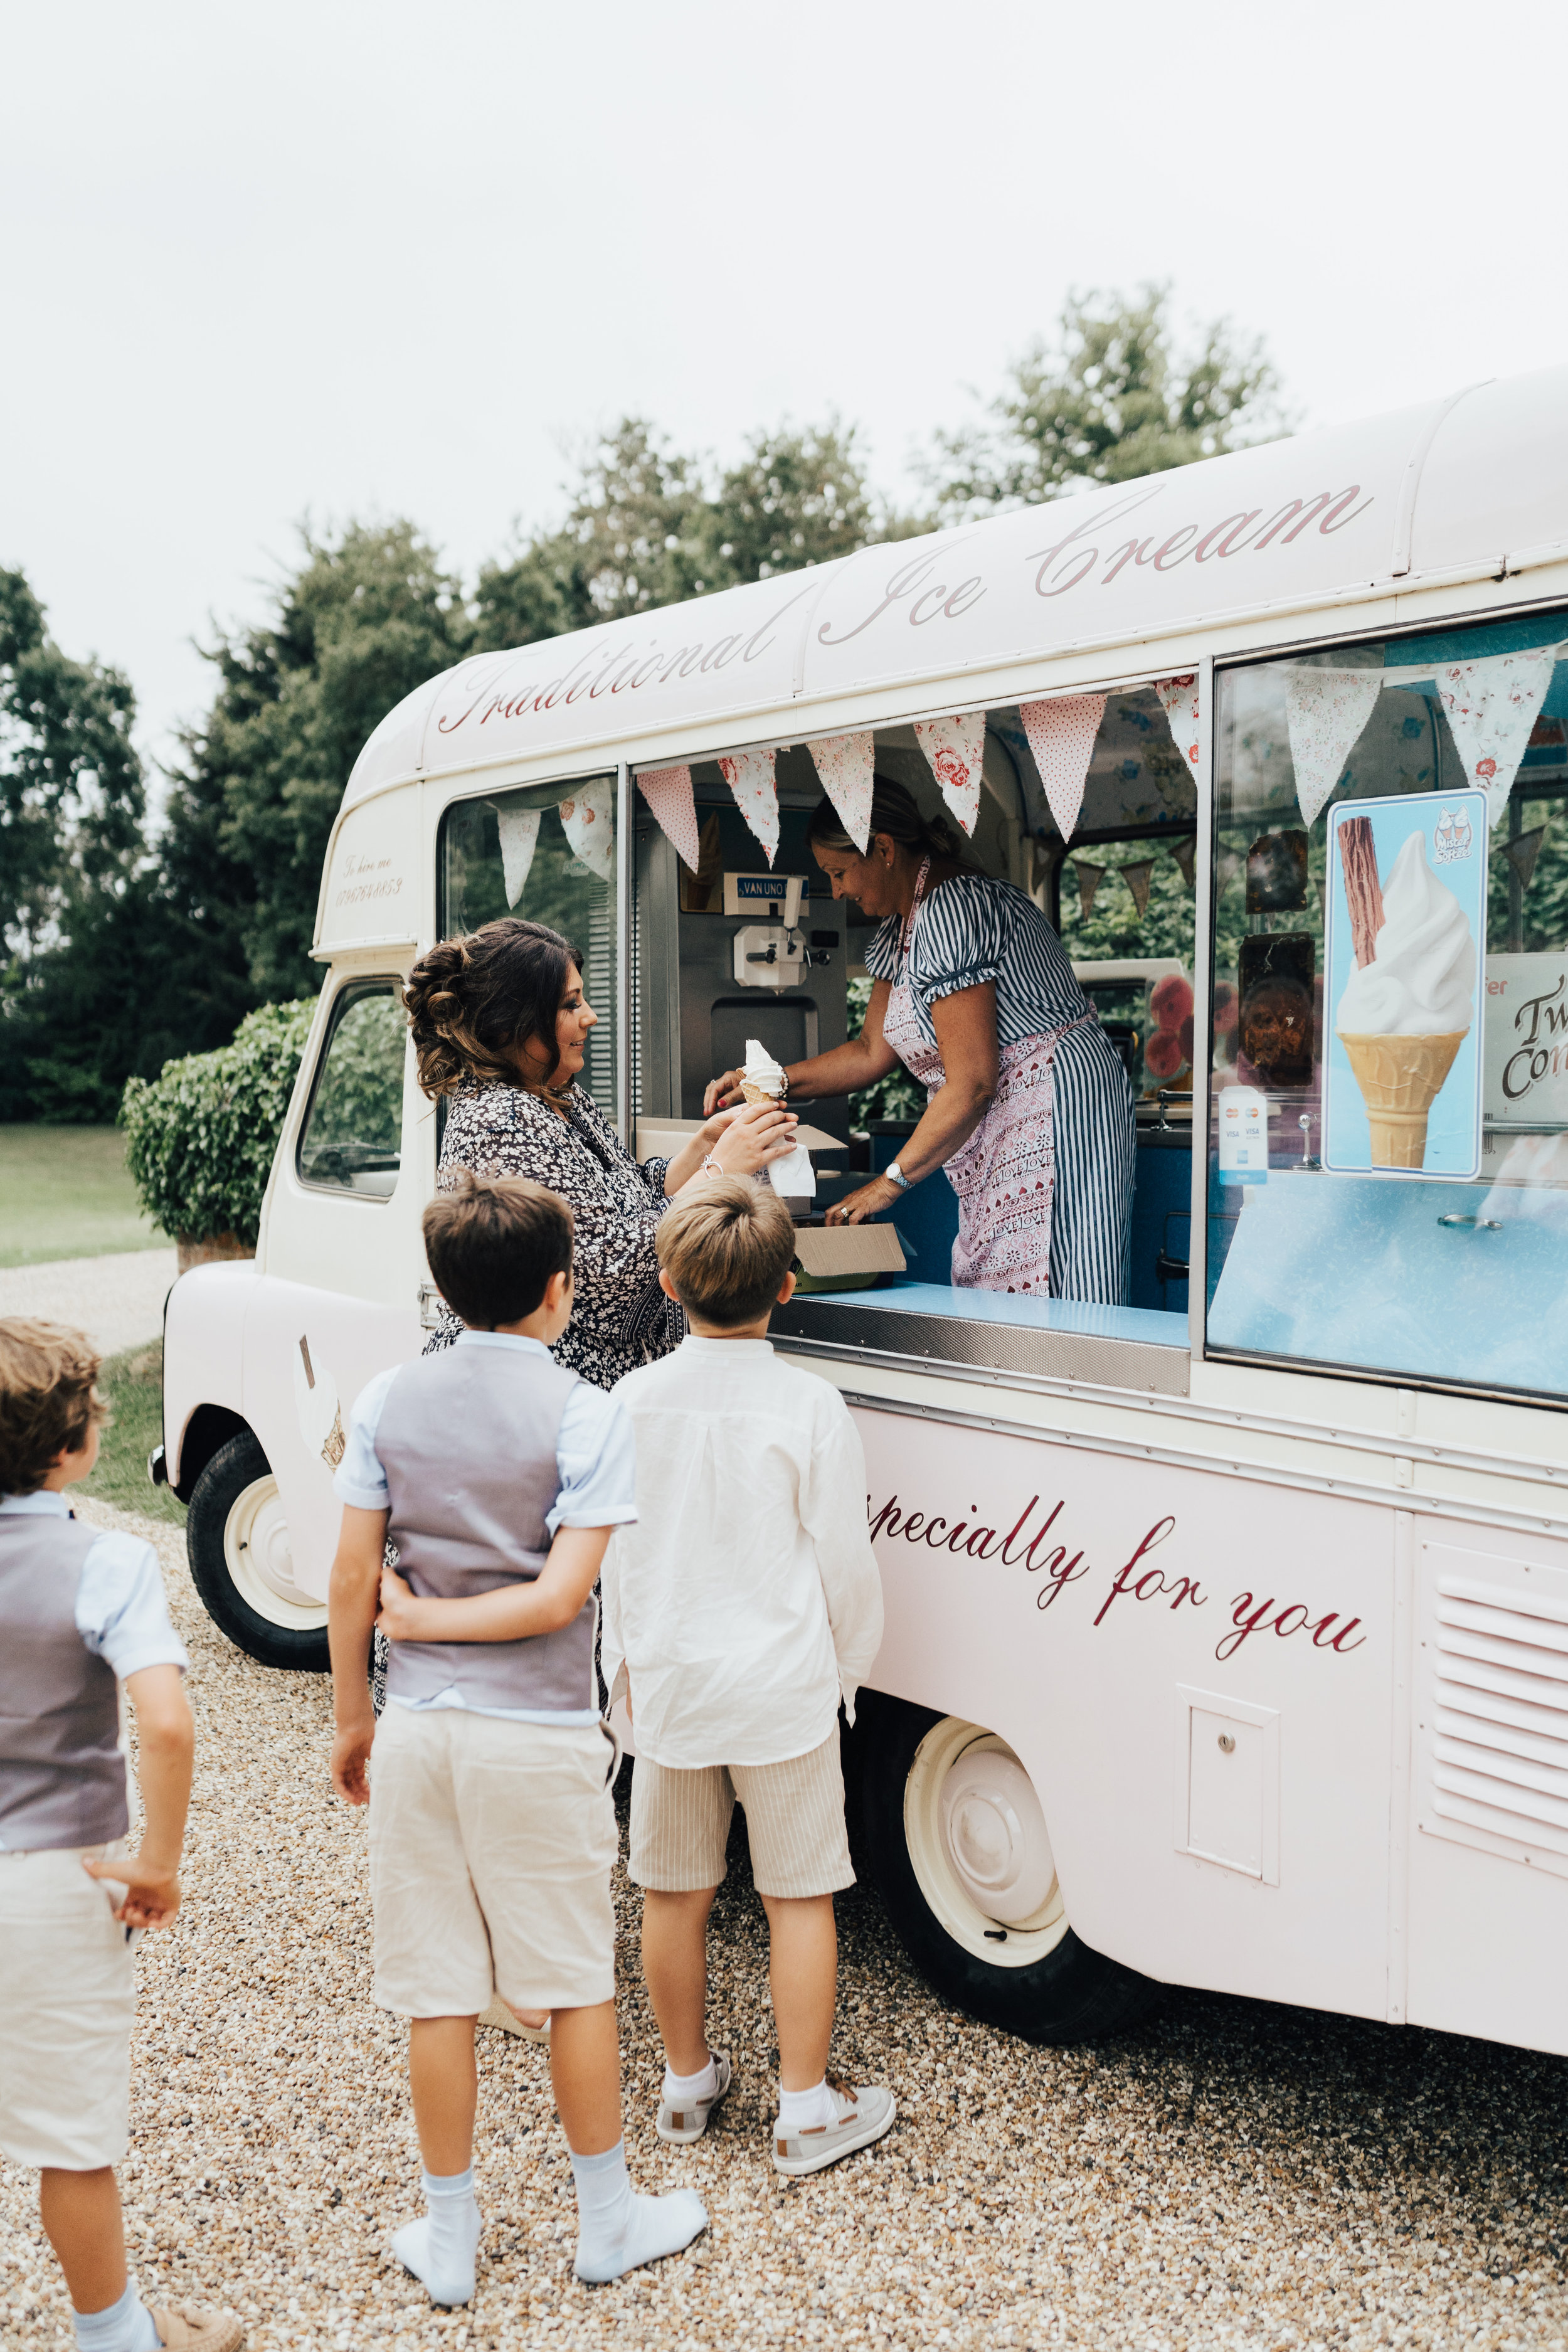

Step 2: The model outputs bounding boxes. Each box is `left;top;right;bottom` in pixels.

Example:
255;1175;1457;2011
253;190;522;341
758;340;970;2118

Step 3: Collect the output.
657;1179;797;1327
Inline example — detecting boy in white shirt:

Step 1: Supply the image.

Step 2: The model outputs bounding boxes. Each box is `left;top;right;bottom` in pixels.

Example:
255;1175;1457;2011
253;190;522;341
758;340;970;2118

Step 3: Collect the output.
601;1179;893;2176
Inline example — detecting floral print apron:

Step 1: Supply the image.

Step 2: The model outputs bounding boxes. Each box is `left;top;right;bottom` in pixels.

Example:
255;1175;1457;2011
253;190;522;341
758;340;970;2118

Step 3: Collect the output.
881;861;1096;1295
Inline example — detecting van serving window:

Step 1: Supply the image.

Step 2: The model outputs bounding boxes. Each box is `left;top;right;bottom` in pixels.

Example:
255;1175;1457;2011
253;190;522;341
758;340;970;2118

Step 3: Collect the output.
1207;608;1568;1403
296;981;406;1198
438;776;618;1126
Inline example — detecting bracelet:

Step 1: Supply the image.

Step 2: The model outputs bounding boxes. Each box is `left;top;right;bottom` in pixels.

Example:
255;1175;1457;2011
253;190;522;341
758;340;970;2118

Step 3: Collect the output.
701;1155;724;1177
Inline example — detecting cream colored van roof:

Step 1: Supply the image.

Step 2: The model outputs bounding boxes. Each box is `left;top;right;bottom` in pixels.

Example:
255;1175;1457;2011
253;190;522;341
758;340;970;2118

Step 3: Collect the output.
341;368;1568;812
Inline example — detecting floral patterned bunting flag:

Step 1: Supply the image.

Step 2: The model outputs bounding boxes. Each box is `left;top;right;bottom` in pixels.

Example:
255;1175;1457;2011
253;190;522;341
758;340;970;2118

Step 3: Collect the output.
636;766;701;874
1122;860;1154;919
1019;694;1108;841
1152;673;1201;772
495;805;541;907
1284;667;1383;826
913;711;986;835
718;747;779;865
1433;648;1556;829
557;776;615;882
808;731;874;852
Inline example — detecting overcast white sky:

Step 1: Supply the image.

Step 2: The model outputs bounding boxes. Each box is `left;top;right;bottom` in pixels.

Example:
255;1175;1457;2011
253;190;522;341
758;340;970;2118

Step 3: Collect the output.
4;0;1564;780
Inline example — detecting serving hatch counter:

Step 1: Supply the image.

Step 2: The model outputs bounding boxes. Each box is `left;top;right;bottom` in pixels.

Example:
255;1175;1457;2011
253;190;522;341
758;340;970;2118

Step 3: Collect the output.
771;1276;1190;1395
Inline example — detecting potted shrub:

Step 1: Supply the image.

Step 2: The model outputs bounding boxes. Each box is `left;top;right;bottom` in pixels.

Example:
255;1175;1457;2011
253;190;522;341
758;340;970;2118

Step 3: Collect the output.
121;1002;314;1270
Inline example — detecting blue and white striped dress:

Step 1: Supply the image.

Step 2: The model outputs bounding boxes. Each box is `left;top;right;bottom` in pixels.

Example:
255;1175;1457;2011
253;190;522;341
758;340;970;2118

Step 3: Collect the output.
865;871;1136;1303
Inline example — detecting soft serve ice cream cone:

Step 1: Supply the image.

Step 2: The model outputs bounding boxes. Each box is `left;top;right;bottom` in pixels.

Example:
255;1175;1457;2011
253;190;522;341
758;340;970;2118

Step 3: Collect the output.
1334;829;1475;1169
740;1038;788;1106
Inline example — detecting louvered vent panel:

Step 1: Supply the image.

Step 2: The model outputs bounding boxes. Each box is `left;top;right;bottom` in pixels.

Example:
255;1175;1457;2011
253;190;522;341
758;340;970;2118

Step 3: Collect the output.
1431;1575;1568;1859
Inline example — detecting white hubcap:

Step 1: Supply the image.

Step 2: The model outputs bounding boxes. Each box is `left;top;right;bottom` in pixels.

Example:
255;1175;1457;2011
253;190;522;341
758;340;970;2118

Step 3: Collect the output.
904;1719;1067;1967
224;1475;327;1633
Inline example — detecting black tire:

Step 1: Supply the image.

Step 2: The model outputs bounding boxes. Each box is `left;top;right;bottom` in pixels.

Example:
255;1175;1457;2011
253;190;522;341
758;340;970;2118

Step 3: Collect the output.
186;1431;331;1672
848;1690;1159;2045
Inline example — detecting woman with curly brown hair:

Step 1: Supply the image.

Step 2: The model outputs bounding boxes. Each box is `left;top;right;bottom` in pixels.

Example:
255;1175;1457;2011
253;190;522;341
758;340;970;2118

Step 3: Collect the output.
405;917;797;1389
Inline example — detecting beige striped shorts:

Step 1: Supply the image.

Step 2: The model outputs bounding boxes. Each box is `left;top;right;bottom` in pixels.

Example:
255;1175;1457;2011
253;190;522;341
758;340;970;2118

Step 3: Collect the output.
628;1732;853;1899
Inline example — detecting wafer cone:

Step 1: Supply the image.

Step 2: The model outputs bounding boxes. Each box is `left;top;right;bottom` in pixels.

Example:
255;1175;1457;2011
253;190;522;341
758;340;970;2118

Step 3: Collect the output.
1337;1030;1466;1168
740;1081;783;1105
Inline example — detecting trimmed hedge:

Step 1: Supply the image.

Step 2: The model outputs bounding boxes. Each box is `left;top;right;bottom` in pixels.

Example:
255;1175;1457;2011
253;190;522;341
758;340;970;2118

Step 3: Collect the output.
120;1001;314;1249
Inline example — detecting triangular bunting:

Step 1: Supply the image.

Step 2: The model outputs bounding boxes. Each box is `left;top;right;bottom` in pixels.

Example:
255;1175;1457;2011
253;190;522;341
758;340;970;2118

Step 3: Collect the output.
557;776;615;882
1153;673;1201;772
913;711;986;835
1169;836;1197;889
637;765;701;874
1505;822;1549;891
1073;860;1106;921
1019;694;1108;842
1433;648;1556;829
808;731;875;853
1123;860;1154;919
495;805;541;908
718;748;779;865
1284;667;1382;827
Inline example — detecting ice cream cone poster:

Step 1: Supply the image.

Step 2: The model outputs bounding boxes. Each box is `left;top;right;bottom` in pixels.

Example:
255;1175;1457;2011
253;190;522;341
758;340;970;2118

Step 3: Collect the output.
1322;791;1488;1180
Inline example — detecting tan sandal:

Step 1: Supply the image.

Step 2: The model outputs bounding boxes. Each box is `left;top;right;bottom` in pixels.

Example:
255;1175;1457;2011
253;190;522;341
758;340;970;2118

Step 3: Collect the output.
479;1990;550;2043
151;2304;246;2351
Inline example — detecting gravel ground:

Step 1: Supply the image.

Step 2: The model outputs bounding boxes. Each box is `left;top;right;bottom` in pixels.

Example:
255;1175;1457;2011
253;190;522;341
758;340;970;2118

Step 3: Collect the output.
3;1497;1565;2352
0;1249;179;1358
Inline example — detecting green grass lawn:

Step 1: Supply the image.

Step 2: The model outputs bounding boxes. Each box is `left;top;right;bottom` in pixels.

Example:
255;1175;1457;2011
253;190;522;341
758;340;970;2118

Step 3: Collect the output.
0;1125;167;1267
81;1338;186;1526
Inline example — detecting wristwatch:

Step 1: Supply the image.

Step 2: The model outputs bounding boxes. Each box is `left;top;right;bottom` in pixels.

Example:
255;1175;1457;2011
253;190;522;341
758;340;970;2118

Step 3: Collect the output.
885;1161;913;1191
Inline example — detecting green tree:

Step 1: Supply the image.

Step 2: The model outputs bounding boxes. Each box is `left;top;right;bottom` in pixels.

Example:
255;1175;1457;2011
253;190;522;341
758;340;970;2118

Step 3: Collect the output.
163;521;475;1002
928;284;1283;517
474;415;891;652
0;569;144;955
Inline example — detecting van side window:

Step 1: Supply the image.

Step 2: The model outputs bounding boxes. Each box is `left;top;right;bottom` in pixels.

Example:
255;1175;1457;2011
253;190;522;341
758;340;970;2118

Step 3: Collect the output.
1207;608;1568;1402
297;982;406;1198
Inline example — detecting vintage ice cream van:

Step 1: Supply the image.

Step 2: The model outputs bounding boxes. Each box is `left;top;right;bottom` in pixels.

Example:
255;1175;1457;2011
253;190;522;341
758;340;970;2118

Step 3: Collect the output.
157;366;1568;2050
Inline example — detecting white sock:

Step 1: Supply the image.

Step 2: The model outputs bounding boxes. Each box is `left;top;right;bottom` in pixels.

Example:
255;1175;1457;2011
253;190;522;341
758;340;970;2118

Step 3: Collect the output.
661;2052;717;2104
72;2282;160;2352
778;2077;840;2134
391;2164;480;2306
570;2139;708;2283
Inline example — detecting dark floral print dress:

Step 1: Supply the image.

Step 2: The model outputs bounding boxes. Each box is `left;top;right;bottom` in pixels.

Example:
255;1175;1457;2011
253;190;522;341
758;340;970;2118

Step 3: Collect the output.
424;1077;684;1382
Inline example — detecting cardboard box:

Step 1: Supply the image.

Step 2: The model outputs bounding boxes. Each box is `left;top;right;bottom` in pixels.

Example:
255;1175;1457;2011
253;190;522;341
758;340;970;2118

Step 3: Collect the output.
790;1221;906;1294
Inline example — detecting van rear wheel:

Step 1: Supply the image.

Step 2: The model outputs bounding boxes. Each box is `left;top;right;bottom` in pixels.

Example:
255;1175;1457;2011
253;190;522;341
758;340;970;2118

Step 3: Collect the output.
186;1431;331;1672
850;1693;1158;2044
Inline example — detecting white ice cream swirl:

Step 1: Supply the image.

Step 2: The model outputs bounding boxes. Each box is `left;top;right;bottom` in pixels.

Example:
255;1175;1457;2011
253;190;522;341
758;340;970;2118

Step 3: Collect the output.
742;1039;788;1096
1335;832;1476;1038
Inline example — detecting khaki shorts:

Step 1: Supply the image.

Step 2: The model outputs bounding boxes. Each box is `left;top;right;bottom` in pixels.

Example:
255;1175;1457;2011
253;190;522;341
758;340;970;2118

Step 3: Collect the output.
629;1732;853;1899
369;1705;619;2016
0;1845;136;2169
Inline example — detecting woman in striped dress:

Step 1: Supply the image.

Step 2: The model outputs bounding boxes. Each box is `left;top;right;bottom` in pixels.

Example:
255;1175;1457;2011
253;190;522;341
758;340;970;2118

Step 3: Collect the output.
705;780;1135;1303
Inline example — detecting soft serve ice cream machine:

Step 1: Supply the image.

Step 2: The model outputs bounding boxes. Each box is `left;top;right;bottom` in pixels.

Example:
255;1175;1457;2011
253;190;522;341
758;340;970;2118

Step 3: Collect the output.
727;871;810;990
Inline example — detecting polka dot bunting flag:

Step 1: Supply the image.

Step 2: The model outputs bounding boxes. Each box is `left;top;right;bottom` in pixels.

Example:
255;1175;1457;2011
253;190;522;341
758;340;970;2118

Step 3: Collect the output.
636;766;701;874
808;731;874;853
1019;694;1108;842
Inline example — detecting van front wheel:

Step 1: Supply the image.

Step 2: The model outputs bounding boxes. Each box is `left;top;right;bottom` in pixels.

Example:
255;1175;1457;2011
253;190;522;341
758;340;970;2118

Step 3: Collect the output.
850;1693;1158;2044
186;1431;331;1672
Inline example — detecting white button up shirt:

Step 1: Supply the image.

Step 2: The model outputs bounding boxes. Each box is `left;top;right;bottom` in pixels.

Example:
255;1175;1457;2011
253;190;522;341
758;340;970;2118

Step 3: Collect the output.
601;1336;885;1769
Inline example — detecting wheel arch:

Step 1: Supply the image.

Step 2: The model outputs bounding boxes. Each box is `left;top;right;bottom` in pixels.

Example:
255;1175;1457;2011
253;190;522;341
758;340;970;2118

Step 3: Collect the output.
169;1403;253;1504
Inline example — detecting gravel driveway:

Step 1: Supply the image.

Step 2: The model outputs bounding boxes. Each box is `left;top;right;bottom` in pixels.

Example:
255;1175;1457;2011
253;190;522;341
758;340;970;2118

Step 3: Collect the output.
0;1248;179;1359
3;1498;1565;2351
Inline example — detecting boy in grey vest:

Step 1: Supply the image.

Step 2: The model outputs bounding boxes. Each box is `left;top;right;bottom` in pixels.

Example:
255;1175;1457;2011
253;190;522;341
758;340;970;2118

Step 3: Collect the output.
0;1320;242;2352
329;1173;706;2305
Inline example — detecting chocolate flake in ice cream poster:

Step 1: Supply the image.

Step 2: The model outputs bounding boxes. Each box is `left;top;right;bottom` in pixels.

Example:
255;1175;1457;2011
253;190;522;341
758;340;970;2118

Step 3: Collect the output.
1322;790;1488;1180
